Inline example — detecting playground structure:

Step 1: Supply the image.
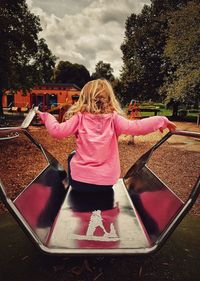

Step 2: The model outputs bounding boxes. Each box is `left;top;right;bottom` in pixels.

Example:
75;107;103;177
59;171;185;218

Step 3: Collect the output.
128;100;161;119
127;100;141;144
8;103;29;114
128;100;142;120
46;94;79;122
0;109;199;255
33;102;70;125
2;84;79;127
46;102;69;123
33;95;79;125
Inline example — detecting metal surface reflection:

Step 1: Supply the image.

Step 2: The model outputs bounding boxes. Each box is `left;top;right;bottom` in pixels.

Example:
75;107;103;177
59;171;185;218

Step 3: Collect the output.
125;166;183;241
48;179;150;250
14;166;67;243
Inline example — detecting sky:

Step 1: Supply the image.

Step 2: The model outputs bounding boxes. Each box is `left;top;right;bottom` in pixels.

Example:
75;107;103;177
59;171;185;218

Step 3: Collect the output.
27;0;150;77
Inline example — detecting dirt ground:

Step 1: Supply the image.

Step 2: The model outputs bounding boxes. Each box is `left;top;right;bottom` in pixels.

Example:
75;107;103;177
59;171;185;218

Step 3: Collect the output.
0;120;199;215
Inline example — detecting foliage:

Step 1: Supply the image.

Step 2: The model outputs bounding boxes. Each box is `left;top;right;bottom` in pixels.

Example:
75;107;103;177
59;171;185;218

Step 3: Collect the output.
0;0;56;115
91;61;115;82
120;0;195;104
160;1;200;104
53;61;90;88
90;61;123;104
111;78;124;105
33;38;57;84
121;4;167;102
150;0;189;15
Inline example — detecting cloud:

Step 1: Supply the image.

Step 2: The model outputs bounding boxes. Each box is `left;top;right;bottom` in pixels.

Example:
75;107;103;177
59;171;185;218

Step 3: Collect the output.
27;0;150;76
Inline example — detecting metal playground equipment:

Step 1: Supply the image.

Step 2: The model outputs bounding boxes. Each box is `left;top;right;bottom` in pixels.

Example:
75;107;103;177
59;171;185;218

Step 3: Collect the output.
0;109;199;255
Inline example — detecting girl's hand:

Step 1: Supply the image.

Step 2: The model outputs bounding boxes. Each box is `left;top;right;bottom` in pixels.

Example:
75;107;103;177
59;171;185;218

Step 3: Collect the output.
167;121;177;132
34;110;44;123
35;109;42;115
159;121;177;133
34;109;47;123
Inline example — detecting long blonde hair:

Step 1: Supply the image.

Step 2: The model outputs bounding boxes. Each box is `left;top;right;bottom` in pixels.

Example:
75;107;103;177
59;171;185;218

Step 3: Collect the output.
64;79;124;119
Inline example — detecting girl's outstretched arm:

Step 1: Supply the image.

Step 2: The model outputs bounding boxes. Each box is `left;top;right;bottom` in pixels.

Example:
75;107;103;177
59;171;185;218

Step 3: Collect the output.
114;113;176;136
36;111;79;139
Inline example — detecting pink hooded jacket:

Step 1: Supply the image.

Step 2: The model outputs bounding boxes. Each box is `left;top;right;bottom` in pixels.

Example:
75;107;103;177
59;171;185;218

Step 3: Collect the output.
39;112;169;185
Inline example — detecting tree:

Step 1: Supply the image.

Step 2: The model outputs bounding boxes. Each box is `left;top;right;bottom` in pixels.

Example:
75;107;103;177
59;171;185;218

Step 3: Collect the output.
54;61;90;88
120;0;193;104
33;38;57;84
160;1;200;107
0;0;56;115
151;0;189;15
91;61;115;82
111;78;125;105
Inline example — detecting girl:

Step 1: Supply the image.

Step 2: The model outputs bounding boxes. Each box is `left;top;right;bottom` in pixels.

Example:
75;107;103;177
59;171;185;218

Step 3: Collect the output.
37;79;176;192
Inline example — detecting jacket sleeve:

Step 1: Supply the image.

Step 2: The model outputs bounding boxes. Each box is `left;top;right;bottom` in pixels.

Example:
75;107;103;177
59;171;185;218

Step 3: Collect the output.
114;113;169;136
38;112;79;139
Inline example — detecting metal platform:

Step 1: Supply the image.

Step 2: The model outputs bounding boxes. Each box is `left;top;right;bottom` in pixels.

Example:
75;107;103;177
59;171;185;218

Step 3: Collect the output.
48;179;150;250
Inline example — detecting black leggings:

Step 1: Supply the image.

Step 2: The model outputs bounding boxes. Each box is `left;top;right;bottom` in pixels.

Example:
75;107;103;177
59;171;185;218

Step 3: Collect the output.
68;188;114;212
70;178;113;192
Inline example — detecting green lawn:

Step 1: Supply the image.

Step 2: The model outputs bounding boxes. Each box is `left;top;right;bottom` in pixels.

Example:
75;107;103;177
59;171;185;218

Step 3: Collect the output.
126;102;199;122
140;108;172;117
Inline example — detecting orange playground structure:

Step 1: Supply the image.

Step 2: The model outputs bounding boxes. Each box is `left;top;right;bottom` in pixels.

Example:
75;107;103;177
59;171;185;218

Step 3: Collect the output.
2;83;80;117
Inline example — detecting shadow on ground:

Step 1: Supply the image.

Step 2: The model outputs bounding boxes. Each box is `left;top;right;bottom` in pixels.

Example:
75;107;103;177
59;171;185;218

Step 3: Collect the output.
0;213;199;281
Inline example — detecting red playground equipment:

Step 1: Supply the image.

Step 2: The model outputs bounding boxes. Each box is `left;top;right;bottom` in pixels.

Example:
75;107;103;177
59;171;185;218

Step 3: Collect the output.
128;100;141;120
127;100;141;144
47;95;80;122
33;95;79;125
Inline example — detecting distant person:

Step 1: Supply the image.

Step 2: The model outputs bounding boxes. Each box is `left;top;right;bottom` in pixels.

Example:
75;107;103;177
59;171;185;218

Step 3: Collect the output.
36;79;176;192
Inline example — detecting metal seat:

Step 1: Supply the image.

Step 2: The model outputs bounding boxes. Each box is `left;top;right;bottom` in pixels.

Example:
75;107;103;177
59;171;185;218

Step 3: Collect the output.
47;180;150;252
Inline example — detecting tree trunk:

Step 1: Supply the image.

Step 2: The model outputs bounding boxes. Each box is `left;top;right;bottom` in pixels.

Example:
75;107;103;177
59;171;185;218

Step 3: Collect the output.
0;88;4;116
172;101;179;117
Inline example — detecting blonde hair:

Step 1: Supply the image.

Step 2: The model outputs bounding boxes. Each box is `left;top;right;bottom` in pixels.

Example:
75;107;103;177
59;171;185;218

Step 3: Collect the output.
64;79;124;119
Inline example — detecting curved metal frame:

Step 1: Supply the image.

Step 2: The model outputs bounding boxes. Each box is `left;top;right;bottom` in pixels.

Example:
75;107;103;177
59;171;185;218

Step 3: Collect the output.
0;110;199;255
124;130;200;253
0;132;19;140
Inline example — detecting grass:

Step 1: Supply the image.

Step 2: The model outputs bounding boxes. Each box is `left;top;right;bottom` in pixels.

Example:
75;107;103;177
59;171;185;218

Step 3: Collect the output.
127;102;200;122
141;109;172;117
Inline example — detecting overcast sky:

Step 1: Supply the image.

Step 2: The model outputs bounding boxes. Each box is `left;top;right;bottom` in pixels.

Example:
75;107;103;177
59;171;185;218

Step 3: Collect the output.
27;0;150;77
